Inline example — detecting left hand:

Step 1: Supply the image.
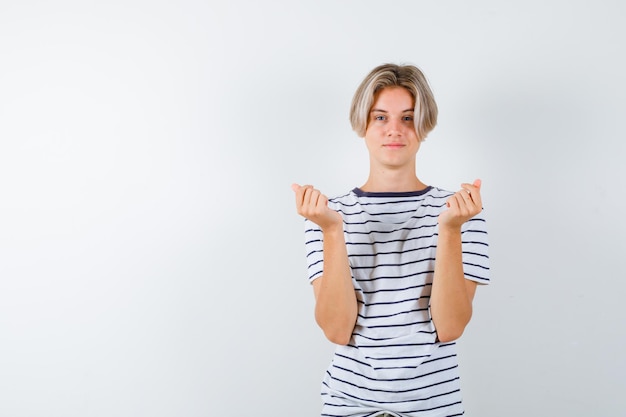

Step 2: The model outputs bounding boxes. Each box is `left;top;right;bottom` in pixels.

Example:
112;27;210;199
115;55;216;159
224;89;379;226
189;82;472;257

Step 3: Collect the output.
438;179;483;229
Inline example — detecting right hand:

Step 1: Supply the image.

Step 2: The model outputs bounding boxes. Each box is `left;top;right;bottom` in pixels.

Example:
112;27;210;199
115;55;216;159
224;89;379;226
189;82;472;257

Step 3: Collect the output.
439;179;483;230
291;183;343;231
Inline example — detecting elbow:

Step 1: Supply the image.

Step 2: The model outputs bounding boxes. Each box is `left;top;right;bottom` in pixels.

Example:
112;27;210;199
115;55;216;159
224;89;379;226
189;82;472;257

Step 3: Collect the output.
434;315;472;343
436;327;465;343
323;329;352;345
316;318;353;345
315;313;354;345
432;307;473;343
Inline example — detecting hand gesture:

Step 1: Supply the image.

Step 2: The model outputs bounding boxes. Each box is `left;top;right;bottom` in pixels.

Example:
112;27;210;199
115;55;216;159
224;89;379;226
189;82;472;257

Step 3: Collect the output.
438;179;483;230
291;183;343;232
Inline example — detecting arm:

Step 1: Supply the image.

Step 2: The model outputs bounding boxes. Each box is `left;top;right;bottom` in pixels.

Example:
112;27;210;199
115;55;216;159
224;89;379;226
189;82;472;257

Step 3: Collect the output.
292;184;357;345
430;179;483;343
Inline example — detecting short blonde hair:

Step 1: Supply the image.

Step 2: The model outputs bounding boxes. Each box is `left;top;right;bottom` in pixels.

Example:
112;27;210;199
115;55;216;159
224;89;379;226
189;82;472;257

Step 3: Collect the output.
350;63;438;141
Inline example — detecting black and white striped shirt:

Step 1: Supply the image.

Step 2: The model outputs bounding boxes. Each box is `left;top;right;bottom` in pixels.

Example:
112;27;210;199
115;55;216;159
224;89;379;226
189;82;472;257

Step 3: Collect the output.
303;186;490;417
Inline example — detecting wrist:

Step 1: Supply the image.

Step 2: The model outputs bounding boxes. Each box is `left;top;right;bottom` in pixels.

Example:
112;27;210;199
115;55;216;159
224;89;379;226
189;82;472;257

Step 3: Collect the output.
321;223;344;237
322;223;343;236
438;224;462;238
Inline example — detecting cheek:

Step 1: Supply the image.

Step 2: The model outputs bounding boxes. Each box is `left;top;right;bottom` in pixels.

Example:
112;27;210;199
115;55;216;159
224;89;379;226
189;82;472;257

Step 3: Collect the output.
401;122;416;133
365;123;383;136
363;135;379;152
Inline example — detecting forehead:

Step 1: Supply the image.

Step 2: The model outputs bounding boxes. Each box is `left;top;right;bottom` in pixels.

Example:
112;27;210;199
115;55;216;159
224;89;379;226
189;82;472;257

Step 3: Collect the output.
371;87;415;110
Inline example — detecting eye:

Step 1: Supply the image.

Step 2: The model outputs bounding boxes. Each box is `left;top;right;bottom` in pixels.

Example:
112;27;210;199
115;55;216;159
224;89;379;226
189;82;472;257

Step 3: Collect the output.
374;114;386;121
402;115;414;121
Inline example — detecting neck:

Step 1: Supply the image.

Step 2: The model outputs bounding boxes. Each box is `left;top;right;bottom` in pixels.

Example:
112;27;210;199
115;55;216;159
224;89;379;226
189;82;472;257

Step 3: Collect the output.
360;166;426;193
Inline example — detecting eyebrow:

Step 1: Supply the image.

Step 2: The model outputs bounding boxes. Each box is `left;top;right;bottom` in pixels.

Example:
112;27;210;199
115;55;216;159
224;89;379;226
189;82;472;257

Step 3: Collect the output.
370;108;414;113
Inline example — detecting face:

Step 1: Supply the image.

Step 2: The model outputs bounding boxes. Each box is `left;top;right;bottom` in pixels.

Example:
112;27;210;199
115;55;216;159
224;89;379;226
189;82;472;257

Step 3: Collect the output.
364;87;420;171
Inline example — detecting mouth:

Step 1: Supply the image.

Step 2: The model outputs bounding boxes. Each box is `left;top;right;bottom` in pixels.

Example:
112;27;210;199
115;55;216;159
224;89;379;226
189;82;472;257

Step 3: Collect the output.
383;143;405;149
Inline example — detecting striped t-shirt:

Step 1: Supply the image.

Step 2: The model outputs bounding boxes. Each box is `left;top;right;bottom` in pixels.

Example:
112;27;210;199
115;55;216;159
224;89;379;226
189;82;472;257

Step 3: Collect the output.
303;186;490;417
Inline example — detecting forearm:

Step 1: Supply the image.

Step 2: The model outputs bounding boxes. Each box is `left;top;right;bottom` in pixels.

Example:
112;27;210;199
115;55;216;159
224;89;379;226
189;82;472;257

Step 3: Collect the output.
430;227;473;342
314;227;358;345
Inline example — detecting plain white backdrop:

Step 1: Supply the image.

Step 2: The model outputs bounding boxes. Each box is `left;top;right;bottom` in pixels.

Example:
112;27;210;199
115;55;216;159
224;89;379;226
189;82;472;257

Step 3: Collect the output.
1;1;625;416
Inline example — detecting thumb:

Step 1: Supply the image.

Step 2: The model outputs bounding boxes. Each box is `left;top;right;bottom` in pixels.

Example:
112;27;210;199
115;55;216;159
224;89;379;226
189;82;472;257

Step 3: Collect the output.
291;183;300;192
473;179;482;189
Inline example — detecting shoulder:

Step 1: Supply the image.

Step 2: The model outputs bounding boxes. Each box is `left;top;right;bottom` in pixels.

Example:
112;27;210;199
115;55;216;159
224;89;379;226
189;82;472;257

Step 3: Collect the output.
327;189;358;209
427;185;454;198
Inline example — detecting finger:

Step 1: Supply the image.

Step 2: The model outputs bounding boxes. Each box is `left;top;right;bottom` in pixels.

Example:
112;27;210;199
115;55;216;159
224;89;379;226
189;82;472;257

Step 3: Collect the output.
460;183;476;195
291;183;300;193
471;185;483;209
458;186;482;214
446;194;459;210
456;189;473;211
317;193;329;212
454;192;473;215
461;178;481;193
301;185;314;207
472;179;483;208
303;187;321;212
460;182;481;206
446;193;461;208
295;184;313;209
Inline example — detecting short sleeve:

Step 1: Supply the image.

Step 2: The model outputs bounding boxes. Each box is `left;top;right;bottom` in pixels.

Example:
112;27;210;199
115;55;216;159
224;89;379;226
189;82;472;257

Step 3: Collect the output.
461;209;491;284
303;218;324;283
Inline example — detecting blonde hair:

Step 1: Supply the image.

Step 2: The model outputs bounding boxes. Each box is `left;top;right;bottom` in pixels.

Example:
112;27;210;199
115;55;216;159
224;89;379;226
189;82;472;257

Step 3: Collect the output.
349;63;438;141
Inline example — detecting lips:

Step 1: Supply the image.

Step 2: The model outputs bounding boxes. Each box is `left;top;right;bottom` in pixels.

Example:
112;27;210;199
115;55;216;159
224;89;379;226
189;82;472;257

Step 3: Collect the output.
383;143;405;148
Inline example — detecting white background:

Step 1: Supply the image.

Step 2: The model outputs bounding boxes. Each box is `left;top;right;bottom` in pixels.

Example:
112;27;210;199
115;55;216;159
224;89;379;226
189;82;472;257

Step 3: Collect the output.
1;1;625;416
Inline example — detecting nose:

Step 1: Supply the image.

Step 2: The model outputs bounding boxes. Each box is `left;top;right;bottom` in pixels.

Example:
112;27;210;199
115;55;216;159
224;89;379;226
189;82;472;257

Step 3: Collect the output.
386;118;403;136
